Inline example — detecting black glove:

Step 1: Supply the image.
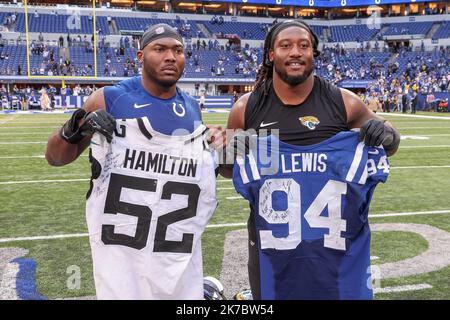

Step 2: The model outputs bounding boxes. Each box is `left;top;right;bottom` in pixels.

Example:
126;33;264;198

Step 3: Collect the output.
359;119;399;150
60;109;116;144
80;110;116;143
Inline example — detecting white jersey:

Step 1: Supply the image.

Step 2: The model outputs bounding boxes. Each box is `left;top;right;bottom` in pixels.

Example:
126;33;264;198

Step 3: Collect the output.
86;117;217;300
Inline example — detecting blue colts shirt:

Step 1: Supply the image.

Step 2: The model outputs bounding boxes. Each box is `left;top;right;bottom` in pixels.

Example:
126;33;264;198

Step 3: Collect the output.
104;76;202;135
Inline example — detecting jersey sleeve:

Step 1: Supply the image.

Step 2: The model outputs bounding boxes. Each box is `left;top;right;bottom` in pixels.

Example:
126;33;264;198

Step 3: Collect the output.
103;85;121;114
232;151;260;201
365;146;390;183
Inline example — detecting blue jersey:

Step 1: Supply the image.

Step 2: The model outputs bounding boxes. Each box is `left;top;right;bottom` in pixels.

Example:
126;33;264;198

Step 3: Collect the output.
232;131;390;300
104;76;202;135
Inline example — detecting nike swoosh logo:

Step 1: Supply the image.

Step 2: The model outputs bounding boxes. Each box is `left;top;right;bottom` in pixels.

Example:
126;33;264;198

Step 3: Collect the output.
259;121;278;128
134;103;152;109
368;149;380;155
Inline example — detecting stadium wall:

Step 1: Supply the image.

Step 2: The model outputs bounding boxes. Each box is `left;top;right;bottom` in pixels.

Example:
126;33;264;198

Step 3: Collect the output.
6;93;448;111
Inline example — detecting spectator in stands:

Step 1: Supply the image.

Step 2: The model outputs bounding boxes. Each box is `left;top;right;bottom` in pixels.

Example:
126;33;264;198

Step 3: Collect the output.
411;91;417;114
382;90;390;113
186;47;192;59
20;94;27;111
401;93;408;113
233;91;239;103
0;92;8;109
28;91;40;110
367;92;382;113
194;83;200;96
59;35;64;47
48;85;57;108
426;92;436;111
40;87;51;111
199;92;206;110
60;85;67;110
34;10;39;18
438;98;448;112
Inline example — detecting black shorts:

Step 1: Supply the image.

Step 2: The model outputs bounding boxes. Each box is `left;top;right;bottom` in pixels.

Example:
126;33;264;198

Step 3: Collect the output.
247;208;261;300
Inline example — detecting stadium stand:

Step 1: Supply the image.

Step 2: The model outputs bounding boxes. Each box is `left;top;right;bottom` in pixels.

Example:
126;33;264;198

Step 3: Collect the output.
0;3;448;111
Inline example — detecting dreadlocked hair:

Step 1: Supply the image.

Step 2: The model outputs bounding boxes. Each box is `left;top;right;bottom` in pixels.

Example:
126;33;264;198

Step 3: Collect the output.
253;19;320;95
253;22;281;94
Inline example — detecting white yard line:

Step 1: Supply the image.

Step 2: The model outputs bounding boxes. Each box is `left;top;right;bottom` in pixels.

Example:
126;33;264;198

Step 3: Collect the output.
380;113;450;120
400;145;450;148
0;132;53;135
0;142;47;144
0;210;449;243
0;233;89;243
0;154;88;159
0;126;58;129
0;155;46;159
0;178;90;185
391;165;450;169
206;223;246;228
0;115;18;125
414;134;450;137
373;283;432;294
0;122;65;124
369;210;450;218
397;127;450;129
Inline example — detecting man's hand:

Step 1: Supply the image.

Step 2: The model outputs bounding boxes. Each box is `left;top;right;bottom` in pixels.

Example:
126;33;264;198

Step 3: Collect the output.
80;110;116;143
359;119;400;155
60;109;116;144
224;129;256;164
206;124;227;150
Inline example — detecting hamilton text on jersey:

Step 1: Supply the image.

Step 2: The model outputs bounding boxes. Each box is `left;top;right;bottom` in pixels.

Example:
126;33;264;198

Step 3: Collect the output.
280;152;327;174
123;148;198;178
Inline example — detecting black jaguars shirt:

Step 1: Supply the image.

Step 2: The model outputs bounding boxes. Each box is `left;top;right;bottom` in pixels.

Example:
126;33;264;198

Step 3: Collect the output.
245;76;349;146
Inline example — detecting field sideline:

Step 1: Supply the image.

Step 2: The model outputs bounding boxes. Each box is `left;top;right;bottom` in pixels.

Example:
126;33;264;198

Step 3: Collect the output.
1;111;450;299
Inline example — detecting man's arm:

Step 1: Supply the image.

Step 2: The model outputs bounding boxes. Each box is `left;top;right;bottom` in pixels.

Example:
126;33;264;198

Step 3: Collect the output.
341;88;400;157
45;88;106;166
218;92;249;178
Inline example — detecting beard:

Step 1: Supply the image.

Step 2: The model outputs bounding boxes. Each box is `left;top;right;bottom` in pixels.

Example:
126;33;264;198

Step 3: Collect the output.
142;56;183;88
274;62;314;86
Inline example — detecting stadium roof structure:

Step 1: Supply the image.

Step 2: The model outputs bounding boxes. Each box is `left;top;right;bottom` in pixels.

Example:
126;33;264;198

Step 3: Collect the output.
205;0;442;8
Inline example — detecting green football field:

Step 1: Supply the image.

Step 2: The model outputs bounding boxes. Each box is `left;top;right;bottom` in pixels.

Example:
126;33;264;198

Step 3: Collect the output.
1;111;450;300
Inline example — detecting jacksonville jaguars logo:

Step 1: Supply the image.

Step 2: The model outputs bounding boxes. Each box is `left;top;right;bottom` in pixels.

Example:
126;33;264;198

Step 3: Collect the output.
299;116;320;130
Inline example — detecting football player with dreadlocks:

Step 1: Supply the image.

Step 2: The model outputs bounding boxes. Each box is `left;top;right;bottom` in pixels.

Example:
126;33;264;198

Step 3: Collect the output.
220;20;400;299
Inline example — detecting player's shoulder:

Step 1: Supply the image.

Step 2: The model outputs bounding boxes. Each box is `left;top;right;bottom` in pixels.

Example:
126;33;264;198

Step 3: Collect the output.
84;87;106;112
227;92;251;129
177;87;198;106
106;76;140;94
233;92;253;114
102;77;141;108
177;87;197;102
